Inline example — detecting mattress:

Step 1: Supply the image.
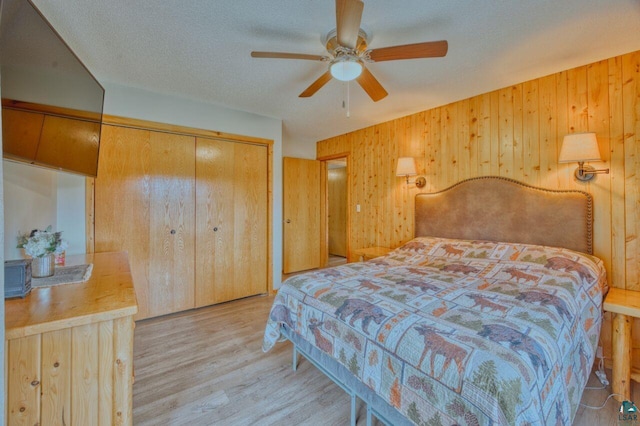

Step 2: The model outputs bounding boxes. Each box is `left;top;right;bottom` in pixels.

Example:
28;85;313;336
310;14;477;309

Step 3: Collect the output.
263;237;608;425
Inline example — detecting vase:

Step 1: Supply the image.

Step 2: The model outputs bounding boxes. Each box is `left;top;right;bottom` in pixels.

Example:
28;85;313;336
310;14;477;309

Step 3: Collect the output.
32;253;55;278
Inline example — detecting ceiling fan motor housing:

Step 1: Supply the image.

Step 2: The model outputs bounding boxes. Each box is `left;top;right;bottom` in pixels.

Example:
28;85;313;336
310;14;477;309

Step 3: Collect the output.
325;28;369;56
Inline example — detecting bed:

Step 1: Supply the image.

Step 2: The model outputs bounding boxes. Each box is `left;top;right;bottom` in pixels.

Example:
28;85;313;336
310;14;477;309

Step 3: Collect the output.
263;176;608;425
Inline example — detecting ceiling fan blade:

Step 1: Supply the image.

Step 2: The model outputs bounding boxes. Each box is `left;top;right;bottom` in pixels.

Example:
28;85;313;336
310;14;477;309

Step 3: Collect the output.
368;40;448;62
356;67;388;102
336;0;364;49
299;71;333;98
251;51;327;61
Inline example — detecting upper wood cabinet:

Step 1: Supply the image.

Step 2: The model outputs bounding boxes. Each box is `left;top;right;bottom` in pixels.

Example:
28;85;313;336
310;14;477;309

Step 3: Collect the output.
2;102;101;176
1;108;43;160
94;124;269;319
36;115;100;177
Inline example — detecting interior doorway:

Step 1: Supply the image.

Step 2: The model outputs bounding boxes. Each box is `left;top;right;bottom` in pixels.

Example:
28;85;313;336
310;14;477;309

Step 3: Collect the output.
324;157;349;267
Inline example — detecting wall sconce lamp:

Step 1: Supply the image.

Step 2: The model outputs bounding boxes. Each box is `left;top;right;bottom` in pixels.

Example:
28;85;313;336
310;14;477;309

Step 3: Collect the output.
396;157;426;188
558;132;609;182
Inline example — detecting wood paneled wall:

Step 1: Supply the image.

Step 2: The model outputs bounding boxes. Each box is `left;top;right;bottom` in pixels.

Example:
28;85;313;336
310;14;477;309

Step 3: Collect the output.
317;49;640;364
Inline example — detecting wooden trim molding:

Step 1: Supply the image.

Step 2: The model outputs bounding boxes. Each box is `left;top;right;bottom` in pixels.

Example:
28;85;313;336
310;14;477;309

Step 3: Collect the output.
319;153;351;262
320;161;328;267
85;178;95;254
267;144;274;294
102;114;273;146
317;152;351;162
2;98;101;122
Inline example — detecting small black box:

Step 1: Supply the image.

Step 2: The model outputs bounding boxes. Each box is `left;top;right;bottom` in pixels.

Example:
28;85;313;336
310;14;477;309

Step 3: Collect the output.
4;259;32;298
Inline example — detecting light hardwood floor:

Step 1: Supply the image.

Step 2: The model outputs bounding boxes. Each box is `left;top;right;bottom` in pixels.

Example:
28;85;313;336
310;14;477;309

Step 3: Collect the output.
133;294;635;425
328;255;347;267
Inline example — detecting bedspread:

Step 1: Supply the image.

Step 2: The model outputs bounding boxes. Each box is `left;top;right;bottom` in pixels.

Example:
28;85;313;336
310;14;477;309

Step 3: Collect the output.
263;237;607;425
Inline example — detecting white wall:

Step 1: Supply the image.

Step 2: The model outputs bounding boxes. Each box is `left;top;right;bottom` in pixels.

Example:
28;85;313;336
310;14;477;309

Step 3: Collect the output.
3;161;58;260
103;83;284;289
282;132;317;159
56;172;86;255
3;161;85;260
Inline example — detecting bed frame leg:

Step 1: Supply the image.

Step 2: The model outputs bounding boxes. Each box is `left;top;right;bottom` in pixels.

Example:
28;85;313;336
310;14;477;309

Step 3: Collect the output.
292;345;298;371
351;393;357;426
366;405;372;425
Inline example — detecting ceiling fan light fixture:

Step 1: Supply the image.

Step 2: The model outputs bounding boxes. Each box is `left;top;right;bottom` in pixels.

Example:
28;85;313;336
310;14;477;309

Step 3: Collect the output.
330;57;363;81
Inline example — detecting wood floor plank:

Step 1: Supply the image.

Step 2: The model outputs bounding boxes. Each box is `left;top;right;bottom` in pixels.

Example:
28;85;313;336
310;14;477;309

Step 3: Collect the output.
133;294;633;425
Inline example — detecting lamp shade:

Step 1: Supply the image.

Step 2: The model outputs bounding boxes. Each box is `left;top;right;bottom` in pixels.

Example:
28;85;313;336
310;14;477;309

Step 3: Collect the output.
330;57;363;82
396;157;417;176
559;132;602;163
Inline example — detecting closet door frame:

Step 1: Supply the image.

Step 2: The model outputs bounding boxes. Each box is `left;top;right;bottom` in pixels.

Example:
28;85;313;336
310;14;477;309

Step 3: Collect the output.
87;115;274;315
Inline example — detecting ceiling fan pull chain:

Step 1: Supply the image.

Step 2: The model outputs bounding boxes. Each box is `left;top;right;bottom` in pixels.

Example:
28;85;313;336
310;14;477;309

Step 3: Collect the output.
347;81;351;118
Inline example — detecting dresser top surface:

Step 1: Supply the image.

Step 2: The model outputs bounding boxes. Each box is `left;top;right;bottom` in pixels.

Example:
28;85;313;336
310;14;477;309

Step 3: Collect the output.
5;251;138;339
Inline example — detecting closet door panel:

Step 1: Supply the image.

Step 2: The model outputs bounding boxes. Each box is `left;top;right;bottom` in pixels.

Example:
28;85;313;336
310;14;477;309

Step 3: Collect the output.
195;139;235;307
233;143;268;300
195;139;267;306
149;132;196;317
95;125;152;319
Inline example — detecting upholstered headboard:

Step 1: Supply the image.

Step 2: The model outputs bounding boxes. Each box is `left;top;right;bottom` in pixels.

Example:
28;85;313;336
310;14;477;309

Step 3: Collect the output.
415;176;593;254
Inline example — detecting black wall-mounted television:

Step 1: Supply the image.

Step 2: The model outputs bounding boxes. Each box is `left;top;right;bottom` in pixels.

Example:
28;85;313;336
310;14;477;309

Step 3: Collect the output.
0;0;104;177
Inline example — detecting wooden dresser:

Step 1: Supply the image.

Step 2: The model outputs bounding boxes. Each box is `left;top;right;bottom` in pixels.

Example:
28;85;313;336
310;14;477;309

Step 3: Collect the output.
5;252;138;425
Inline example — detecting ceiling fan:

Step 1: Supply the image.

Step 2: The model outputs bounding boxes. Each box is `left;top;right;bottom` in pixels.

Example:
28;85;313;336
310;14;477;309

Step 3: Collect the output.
251;0;448;102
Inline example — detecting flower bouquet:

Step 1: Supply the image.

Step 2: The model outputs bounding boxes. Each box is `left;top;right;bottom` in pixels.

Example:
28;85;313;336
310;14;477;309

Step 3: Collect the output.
17;226;67;277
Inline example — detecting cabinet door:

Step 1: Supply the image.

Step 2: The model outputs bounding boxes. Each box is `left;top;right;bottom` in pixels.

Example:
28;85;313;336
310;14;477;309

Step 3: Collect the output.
148;132;196;316
1;108;44;160
195;138;267;306
95;125;152;319
36;115;101;177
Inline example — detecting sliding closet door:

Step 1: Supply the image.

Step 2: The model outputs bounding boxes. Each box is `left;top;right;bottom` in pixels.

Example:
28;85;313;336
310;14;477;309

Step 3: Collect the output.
95;125;152;319
148;132;196;316
195;138;267;306
96;127;196;319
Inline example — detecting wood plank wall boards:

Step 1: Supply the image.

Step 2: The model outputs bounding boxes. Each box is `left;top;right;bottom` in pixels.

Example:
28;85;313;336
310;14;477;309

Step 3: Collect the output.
317;49;640;369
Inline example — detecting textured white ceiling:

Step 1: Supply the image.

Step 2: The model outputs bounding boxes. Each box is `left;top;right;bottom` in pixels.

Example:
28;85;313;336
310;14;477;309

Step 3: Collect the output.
27;0;640;148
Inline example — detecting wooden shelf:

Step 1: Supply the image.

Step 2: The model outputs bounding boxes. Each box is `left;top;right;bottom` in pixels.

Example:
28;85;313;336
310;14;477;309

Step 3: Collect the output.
604;288;640;318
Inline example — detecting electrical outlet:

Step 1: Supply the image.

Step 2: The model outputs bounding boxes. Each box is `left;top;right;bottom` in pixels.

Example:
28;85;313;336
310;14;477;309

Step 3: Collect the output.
596;346;604;359
356;204;361;212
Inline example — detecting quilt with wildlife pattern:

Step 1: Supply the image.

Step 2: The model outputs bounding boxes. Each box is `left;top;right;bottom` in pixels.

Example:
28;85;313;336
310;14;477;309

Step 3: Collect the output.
263;237;608;425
